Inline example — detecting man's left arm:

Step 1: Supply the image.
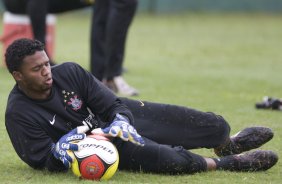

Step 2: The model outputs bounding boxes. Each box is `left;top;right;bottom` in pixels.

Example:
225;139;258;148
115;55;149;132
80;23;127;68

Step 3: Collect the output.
71;63;133;124
70;63;143;145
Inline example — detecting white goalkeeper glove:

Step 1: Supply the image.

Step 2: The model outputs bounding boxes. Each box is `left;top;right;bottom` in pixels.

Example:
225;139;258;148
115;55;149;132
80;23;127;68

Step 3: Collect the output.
92;113;145;146
52;126;88;168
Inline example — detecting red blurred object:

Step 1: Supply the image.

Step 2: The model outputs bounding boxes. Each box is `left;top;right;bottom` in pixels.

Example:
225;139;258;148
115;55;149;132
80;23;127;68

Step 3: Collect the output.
0;12;56;66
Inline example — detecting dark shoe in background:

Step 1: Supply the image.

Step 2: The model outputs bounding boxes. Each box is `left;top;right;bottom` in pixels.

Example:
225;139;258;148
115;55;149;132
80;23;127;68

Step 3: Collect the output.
255;96;282;110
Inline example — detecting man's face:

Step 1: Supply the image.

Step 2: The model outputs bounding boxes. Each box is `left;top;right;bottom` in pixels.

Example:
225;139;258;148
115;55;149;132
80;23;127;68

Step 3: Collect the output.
13;50;53;99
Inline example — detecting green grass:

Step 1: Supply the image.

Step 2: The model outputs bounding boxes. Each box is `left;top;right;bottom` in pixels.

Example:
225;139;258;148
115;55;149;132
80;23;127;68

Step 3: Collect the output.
1;11;282;183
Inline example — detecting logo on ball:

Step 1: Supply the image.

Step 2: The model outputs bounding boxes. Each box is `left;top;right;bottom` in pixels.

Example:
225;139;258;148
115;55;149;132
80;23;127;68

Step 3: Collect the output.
87;162;100;175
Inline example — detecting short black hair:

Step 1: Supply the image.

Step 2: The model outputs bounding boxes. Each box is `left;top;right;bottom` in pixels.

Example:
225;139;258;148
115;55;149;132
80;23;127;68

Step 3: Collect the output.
5;38;45;73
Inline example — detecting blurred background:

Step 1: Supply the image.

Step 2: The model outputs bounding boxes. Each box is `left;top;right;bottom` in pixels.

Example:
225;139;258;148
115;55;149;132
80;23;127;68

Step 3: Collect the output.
0;0;281;66
1;0;282;13
138;0;282;13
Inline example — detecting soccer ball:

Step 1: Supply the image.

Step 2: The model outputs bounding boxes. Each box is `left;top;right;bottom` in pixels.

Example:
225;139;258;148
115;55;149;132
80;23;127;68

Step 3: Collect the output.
68;135;119;180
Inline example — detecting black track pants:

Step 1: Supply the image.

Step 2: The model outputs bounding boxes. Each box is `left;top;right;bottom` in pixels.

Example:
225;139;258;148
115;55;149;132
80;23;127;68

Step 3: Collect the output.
90;0;138;80
116;98;231;174
116;137;207;174
121;98;230;149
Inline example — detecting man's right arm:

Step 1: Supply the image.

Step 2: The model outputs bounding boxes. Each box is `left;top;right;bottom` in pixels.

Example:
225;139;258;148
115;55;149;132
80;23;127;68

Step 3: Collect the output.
5;112;65;171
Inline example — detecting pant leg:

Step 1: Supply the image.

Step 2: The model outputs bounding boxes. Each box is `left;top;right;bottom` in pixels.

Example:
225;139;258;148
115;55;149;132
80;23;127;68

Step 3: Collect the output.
90;0;110;80
104;0;138;79
121;98;230;149
115;137;207;174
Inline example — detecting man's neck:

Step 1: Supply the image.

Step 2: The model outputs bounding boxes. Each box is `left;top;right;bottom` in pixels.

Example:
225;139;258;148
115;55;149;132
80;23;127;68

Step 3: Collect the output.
17;84;51;100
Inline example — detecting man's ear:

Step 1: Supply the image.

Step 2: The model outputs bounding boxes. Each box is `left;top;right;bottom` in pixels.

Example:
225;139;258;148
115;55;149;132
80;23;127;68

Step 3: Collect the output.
12;71;23;82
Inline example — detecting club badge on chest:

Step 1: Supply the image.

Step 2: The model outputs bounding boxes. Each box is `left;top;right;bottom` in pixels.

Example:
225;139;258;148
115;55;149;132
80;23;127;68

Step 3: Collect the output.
62;90;83;111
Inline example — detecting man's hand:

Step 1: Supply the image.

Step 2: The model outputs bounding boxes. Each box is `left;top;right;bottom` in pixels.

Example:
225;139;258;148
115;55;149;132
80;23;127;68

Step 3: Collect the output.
92;113;145;146
52;126;87;168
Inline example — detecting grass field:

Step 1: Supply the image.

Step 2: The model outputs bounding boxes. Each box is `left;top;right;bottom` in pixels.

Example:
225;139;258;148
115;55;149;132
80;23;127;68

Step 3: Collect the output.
0;11;282;184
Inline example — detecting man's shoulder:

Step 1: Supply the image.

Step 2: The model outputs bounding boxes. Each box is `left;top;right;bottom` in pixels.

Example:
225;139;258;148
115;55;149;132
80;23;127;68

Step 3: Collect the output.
51;62;89;87
51;62;84;78
51;62;80;71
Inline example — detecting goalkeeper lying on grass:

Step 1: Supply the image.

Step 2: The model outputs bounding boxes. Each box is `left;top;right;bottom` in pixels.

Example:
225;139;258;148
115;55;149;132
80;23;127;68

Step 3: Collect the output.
5;38;278;174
